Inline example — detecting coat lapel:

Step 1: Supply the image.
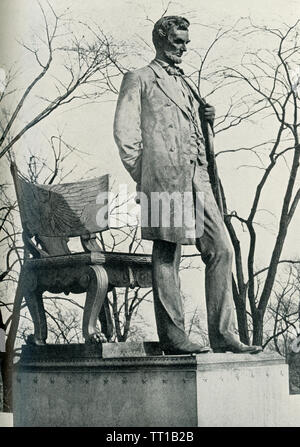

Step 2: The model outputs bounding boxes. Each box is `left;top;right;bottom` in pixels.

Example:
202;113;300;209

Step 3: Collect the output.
149;60;190;119
181;76;206;107
181;75;215;137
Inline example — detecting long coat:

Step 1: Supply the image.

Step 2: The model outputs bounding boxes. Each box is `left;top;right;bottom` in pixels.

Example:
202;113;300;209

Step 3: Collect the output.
113;60;217;244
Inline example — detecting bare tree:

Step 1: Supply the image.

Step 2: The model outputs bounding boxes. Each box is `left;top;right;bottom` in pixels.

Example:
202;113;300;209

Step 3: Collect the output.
0;1;127;160
0;179;24;411
18;297;84;345
221;20;300;346
0;1;132;409
187;19;300;346
263;264;300;356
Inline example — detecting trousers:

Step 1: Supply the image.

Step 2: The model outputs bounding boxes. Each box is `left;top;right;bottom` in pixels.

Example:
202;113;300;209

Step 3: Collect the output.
152;159;240;349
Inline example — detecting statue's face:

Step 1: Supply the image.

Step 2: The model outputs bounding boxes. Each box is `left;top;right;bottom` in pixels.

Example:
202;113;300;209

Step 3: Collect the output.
163;28;190;64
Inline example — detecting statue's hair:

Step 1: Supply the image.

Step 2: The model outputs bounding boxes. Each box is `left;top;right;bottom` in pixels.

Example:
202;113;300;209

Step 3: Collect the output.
152;16;190;50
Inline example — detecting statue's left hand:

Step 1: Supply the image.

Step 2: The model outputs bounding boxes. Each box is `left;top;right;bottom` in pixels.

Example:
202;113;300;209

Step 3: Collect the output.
204;104;215;122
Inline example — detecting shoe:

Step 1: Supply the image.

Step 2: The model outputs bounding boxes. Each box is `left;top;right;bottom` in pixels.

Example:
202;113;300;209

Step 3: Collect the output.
214;342;263;354
162;340;211;355
26;334;46;346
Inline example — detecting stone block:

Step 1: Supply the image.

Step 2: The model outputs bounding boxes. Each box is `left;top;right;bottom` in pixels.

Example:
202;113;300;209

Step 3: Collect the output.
13;344;288;427
0;412;13;427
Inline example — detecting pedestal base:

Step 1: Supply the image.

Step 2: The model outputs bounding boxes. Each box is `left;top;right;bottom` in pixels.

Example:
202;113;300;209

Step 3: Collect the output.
13;343;288;427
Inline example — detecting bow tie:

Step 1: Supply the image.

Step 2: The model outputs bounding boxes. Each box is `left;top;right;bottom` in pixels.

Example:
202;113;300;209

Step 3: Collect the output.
165;65;184;76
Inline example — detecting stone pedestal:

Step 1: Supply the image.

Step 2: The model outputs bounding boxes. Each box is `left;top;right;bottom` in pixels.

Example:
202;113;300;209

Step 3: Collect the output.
0;412;13;427
13;343;288;427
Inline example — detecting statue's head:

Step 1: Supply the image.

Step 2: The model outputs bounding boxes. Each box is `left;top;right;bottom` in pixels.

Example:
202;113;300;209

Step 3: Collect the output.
152;15;190;64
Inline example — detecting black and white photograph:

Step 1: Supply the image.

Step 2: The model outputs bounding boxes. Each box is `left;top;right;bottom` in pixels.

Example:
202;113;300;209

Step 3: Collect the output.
0;0;300;431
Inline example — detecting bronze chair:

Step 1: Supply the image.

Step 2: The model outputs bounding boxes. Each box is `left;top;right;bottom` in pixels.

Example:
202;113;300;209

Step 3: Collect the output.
11;163;152;345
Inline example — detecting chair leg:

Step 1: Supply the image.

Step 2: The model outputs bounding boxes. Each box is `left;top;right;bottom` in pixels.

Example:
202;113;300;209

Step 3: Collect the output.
24;290;47;345
83;265;108;343
99;295;114;342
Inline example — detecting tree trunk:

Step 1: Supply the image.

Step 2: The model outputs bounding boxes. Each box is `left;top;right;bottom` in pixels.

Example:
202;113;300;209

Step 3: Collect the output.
235;301;250;345
252;309;264;346
1;272;24;412
232;278;250;344
1;350;13;412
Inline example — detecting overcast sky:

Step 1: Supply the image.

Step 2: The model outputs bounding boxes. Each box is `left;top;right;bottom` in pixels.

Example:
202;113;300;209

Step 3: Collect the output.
0;0;299;336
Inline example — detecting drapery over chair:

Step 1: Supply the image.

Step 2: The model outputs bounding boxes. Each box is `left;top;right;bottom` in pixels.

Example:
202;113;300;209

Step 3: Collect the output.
11;163;152;345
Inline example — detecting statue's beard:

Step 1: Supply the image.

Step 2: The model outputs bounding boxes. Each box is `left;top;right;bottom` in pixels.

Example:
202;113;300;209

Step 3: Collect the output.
163;49;182;65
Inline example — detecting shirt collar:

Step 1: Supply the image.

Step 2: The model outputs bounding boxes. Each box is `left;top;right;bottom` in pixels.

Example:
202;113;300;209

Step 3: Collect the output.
154;58;170;69
154;58;184;76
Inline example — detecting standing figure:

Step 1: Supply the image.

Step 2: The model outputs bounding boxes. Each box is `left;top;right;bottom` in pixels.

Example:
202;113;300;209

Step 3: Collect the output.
114;16;262;354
